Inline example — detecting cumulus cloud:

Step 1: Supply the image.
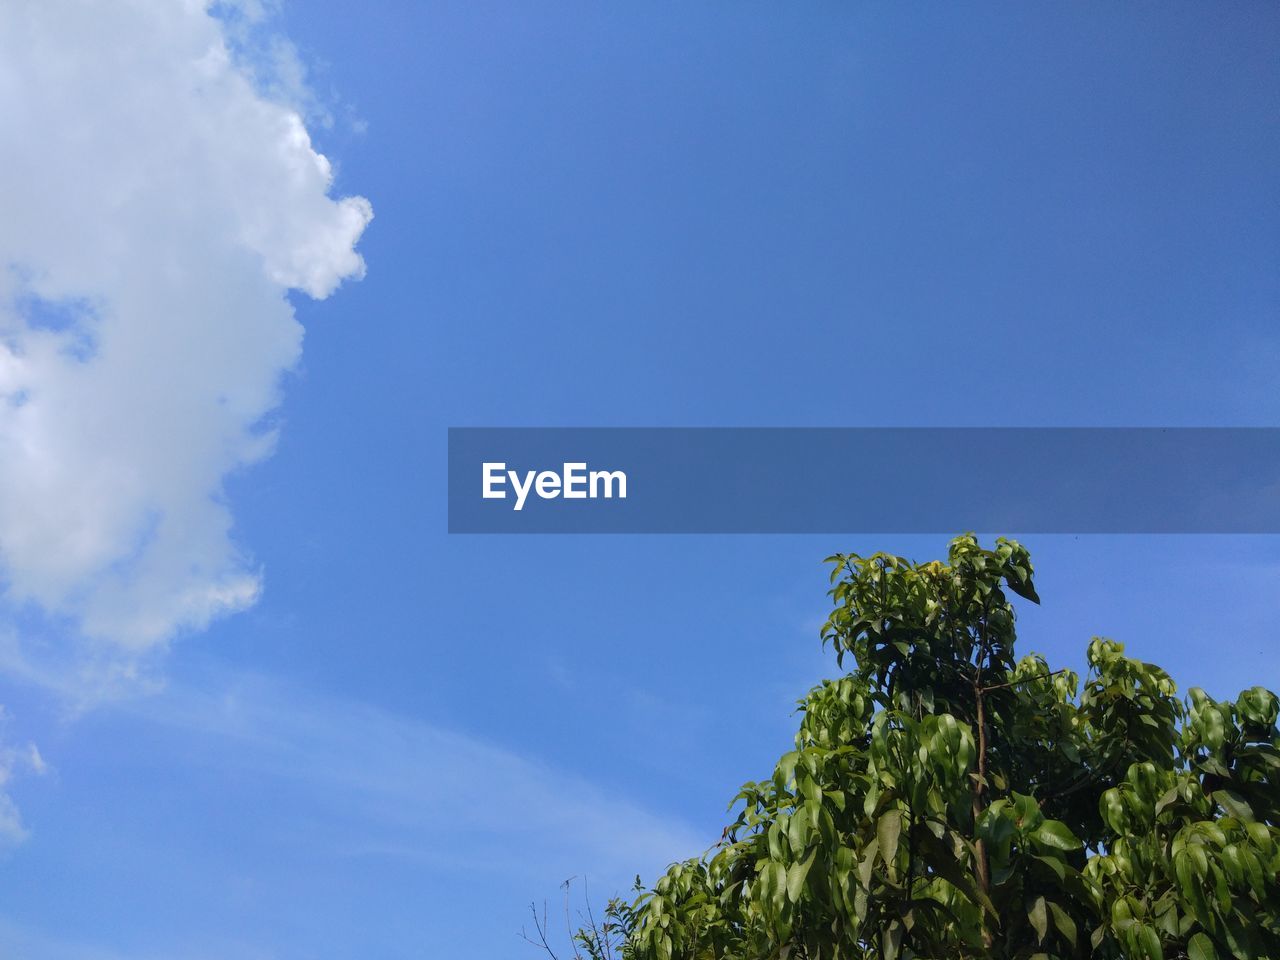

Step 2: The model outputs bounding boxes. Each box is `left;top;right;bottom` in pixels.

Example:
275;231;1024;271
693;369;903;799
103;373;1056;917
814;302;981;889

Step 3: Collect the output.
0;1;371;653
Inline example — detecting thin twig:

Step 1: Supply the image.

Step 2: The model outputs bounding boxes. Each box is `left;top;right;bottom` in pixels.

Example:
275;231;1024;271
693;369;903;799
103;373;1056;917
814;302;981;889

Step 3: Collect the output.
563;878;583;960
518;900;561;960
980;668;1069;693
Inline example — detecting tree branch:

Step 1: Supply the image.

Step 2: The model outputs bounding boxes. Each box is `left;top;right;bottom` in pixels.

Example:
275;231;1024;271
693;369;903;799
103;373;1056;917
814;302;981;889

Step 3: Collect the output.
979;668;1070;693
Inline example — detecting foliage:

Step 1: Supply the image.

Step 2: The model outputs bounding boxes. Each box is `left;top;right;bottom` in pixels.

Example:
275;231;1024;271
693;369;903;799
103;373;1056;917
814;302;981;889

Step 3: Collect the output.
554;535;1280;960
521;879;638;960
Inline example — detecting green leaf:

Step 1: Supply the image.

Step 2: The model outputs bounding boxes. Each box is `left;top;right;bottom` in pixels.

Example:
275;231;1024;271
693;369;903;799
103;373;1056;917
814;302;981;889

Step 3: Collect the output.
770;861;787;912
915;829;996;917
1138;923;1164;960
785;849;815;903
1028;895;1048;944
883;919;903;960
856;841;877;892
1091;924;1108;950
787;807;811;854
1031;853;1065;881
1033;819;1082;851
1154;785;1180;816
1048;901;1077;948
1188;932;1219;960
1213;789;1254;821
877;809;902;871
774;752;799;790
768;822;785;861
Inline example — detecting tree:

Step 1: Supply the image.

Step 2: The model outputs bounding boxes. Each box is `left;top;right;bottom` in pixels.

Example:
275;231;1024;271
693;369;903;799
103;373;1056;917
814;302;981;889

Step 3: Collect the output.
541;535;1280;960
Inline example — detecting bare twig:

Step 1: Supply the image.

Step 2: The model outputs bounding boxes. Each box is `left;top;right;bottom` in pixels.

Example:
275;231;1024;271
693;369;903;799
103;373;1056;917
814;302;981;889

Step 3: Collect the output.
519;900;561;960
980;668;1070;693
582;878;612;960
563;878;583;960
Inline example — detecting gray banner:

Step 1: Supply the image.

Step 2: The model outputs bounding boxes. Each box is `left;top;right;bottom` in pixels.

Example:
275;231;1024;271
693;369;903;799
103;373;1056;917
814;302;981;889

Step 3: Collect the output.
447;428;1280;533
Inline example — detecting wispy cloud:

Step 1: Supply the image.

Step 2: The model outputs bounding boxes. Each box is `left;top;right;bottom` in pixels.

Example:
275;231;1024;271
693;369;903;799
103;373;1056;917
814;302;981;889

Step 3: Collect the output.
0;917;279;960
125;670;706;882
0;706;45;847
0;667;704;957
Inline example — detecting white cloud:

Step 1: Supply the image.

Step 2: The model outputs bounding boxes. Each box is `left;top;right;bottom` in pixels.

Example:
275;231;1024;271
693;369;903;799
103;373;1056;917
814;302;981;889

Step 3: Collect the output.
0;1;371;652
0;668;706;955
136;672;707;882
0;917;280;960
0;708;46;847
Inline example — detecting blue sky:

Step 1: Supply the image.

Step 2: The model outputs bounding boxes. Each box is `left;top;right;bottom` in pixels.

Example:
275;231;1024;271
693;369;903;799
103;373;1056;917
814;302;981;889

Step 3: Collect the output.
0;2;1278;957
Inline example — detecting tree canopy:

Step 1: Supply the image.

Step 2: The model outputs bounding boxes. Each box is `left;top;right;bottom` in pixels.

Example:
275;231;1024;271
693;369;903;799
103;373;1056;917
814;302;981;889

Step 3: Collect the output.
551;535;1280;960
